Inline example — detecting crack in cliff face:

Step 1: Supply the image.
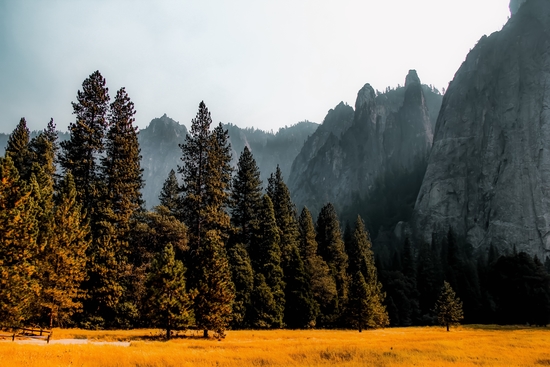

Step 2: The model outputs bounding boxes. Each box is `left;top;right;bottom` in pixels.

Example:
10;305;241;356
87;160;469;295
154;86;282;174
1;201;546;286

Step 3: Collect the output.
413;0;550;258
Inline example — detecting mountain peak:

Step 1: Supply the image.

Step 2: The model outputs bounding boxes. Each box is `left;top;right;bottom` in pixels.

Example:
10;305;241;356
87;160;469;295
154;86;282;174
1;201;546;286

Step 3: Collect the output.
405;70;421;88
355;83;376;111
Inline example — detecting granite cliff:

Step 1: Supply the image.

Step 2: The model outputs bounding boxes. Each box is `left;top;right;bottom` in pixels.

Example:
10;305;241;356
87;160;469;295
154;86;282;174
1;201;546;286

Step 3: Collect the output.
288;71;443;222
413;0;550;257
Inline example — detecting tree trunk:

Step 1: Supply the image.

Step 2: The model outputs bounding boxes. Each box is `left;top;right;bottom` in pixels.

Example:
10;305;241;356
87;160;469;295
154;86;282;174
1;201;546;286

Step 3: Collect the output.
446;323;450;332
203;329;209;338
166;327;171;340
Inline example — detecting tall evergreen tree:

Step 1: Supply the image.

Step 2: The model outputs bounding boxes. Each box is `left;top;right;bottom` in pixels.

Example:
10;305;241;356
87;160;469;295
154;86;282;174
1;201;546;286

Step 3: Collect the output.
60;70;110;226
346;216;389;329
178;102;234;338
297;207;337;324
193;230;234;339
283;245;318;328
250;194;285;328
0;157;39;326
145;243;193;339
316;202;349;325
5;118;32;181
101;87;144;226
250;273;279;329
159;169;180;216
230;147;263;247
267;166;314;326
40;173;89;327
227;243;254;329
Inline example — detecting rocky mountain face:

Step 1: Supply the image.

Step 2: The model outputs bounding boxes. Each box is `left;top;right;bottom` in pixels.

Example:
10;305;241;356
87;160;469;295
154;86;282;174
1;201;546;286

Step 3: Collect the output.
288;71;443;221
139;115;318;208
412;0;550;257
138;114;189;209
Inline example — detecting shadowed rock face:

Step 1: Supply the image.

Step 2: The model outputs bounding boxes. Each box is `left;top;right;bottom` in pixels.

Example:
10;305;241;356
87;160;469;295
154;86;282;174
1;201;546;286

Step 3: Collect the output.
288;71;442;218
413;0;550;257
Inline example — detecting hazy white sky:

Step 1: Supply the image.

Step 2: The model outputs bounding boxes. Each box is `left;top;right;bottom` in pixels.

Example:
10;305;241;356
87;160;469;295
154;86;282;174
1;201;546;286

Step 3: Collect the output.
0;0;511;133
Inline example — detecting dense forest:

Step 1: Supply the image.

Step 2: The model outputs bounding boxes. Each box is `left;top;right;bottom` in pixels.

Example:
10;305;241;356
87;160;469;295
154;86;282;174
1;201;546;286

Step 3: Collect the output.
1;71;549;339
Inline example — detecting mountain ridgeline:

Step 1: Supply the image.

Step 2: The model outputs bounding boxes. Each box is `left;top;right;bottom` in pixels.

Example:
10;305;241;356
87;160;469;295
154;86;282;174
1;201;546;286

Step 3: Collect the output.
412;0;550;258
138;116;318;208
288;71;443;232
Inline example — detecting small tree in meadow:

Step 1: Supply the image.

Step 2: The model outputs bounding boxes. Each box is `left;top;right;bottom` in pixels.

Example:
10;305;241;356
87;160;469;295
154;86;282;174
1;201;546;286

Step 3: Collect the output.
435;281;464;331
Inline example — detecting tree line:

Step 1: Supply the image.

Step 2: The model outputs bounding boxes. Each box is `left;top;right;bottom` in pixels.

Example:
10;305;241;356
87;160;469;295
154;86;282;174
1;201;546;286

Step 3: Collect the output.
2;70;547;338
0;71;390;338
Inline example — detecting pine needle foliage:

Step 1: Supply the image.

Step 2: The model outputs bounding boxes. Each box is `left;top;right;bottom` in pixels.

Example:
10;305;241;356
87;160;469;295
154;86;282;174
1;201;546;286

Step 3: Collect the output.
347;216;389;329
41;173;89;328
230;147;263;247
0;157;39;326
435;281;464;331
145;243;194;340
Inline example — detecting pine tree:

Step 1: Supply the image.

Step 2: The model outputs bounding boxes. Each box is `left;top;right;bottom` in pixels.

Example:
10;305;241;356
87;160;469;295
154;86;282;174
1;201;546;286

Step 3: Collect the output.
230;147;263;247
347;216;389;329
435;281;464;331
193;230;234;339
145;243;193;339
101;87;144;227
5;118;32;181
316;203;349;324
227;243;254;328
41;172;89;327
267;166;313;326
60;70;110;226
159;169;180;216
250;273;278;329
178;102;234;338
0;157;39;326
297;207;336;325
283;245;318;328
250;194;285;328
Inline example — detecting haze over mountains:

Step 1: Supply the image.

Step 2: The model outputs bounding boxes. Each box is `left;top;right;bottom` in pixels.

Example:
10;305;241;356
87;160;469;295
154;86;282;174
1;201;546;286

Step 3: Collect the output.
1;0;547;260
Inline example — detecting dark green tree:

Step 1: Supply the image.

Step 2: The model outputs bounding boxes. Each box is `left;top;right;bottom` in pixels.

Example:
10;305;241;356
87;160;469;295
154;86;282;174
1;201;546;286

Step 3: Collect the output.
315;203;349;325
5;118;32;181
297;207;336;325
159;169;180;216
60;70;110;223
178;102;234;338
145;243;194;339
193;230;235;339
417;241;442;322
435;281;464;331
267;166;314;326
227;243;254;328
101;86;144;227
0;157;39;326
283;245;318;328
250;194;285;328
250;273;278;329
346;216;389;329
230;146;263;247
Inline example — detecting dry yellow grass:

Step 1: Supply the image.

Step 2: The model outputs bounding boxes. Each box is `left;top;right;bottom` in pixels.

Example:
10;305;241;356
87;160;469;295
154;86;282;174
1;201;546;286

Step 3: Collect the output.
1;326;549;366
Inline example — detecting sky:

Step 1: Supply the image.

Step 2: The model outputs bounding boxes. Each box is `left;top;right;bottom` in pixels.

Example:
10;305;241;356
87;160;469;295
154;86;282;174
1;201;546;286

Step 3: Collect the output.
0;0;511;134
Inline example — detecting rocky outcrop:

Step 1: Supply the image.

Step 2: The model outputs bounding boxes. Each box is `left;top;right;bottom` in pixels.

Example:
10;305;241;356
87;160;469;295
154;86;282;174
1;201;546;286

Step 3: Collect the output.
288;71;442;217
413;0;550;257
139;114;188;209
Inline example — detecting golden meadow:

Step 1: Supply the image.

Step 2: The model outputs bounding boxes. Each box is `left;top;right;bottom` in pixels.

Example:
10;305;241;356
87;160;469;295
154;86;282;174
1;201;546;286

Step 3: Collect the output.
2;326;550;366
